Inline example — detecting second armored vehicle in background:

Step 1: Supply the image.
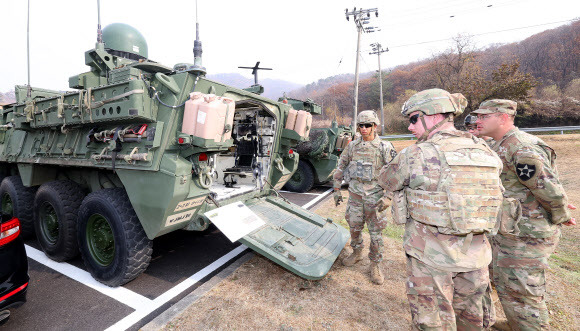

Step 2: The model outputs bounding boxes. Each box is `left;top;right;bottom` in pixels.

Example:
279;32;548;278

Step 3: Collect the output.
280;98;353;193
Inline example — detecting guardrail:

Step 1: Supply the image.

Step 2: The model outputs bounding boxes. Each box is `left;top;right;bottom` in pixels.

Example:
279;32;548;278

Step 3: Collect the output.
380;125;580;140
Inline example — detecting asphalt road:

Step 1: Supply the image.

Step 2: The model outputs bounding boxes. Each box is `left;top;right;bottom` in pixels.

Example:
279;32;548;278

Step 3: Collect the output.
0;186;332;331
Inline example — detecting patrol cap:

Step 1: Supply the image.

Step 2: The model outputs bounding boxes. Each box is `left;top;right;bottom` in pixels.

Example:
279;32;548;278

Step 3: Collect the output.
472;99;517;115
357;110;380;125
401;88;467;116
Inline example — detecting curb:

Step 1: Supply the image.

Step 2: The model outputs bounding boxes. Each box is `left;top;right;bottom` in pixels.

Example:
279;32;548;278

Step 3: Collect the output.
141;251;255;331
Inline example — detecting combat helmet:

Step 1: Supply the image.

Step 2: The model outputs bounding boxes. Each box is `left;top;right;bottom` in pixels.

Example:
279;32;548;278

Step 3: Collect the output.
102;23;148;61
402;88;467;141
357;110;380;125
464;114;477;126
401;88;467;116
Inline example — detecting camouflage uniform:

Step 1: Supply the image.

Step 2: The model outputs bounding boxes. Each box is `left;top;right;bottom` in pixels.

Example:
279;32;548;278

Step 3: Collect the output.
474;99;572;330
333;113;396;264
379;89;503;330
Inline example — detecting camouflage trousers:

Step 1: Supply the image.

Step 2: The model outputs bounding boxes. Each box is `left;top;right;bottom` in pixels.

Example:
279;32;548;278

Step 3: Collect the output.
345;191;386;263
492;230;561;331
405;255;495;331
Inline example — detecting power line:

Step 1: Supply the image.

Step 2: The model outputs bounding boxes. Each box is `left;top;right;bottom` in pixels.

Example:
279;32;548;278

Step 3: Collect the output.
389;18;577;49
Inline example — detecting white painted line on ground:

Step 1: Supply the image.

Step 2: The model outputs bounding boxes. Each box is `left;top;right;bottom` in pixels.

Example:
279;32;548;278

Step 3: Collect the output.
105;244;248;331
302;187;333;209
25;245;152;310
279;190;321;195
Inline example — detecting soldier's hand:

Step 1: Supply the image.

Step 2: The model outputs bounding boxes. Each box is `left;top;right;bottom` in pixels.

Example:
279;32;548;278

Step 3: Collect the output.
563;204;577;226
377;196;392;212
334;190;343;206
563;218;576;226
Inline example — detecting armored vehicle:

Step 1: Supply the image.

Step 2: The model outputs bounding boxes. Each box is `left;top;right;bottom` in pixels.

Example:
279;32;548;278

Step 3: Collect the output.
0;22;348;286
280;98;353;193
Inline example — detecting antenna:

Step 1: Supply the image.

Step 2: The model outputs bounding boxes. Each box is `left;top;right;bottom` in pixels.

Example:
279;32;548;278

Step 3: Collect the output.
238;61;272;85
97;0;103;43
190;0;206;74
26;0;31;98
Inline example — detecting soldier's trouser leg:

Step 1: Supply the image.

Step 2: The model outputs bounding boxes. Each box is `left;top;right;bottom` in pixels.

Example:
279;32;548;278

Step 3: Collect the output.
492;232;560;331
406;255;490;331
346;193;364;250
363;192;386;263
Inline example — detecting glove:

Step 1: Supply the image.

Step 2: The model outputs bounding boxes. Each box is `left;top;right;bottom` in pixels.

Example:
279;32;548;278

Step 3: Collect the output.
377;196;392;212
334;190;344;206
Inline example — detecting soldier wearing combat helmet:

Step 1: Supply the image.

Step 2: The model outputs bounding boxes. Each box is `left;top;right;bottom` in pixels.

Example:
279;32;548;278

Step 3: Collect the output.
474;99;576;330
333;110;396;285
465;113;495;145
378;88;503;329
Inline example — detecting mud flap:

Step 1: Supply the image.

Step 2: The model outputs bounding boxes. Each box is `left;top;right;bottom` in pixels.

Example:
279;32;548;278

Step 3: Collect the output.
240;196;349;280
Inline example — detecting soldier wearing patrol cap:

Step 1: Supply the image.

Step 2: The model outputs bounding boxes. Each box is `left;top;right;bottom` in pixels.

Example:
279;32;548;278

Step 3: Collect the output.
333;110;397;285
378;88;503;329
474;99;576;330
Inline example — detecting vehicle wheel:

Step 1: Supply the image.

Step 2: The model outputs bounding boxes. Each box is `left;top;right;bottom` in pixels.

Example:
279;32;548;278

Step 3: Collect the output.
0;176;37;238
283;160;315;193
77;188;152;287
34;180;85;261
296;130;329;158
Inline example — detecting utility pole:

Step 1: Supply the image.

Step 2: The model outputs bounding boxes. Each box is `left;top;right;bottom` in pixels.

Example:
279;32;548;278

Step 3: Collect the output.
345;7;379;128
370;43;388;135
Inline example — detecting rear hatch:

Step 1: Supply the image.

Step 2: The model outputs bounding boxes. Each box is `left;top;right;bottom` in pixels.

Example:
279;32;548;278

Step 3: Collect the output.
240;195;349;279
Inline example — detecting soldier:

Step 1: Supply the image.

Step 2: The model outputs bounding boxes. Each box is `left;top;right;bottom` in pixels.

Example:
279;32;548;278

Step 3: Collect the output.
464;114;478;134
473;99;576;330
465;114;495;145
333;110;397;285
378;88;503;329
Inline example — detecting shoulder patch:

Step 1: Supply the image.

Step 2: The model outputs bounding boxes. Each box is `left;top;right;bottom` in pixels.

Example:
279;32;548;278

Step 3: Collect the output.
390;149;397;160
516;163;536;181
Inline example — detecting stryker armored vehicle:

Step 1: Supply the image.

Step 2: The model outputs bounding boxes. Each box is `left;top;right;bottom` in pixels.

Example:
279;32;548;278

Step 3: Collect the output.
0;21;349;286
280;98;354;193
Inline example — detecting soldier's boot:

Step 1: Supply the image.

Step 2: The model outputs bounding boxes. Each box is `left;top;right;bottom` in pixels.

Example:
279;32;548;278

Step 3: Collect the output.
342;248;364;267
370;261;384;285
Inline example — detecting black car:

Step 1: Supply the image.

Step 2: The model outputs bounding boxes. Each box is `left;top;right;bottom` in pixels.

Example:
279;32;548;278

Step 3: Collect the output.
0;215;29;323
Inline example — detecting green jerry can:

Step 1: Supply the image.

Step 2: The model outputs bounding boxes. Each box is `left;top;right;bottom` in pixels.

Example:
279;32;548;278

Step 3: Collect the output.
0;21;348;287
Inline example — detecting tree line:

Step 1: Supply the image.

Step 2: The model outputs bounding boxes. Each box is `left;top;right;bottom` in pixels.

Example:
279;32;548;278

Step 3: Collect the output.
292;20;580;132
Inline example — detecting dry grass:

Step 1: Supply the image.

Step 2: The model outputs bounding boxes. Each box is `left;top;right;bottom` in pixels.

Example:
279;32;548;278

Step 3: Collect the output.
163;134;580;331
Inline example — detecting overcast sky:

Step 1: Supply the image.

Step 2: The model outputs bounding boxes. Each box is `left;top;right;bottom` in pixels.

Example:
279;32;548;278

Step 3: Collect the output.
1;0;578;92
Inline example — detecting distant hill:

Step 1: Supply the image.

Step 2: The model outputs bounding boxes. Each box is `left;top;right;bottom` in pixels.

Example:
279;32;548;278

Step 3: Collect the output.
207;73;303;100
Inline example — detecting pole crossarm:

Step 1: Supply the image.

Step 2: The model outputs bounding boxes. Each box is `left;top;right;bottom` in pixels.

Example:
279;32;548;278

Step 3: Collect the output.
345;7;380;128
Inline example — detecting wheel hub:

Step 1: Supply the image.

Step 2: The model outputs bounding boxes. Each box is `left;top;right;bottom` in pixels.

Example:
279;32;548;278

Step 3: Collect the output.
86;214;115;266
40;202;59;244
1;193;13;216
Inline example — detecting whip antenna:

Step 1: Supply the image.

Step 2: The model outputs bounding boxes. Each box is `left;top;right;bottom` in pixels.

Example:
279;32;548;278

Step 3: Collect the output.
26;0;31;98
97;0;103;43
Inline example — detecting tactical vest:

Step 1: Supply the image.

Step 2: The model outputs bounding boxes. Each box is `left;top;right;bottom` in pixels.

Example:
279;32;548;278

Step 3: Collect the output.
344;139;389;183
405;137;503;235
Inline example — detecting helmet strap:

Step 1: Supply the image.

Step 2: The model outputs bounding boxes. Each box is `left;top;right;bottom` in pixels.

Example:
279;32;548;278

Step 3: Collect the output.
418;115;453;142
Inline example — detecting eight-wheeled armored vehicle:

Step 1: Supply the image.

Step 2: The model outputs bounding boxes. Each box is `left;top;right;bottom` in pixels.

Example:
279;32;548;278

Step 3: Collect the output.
0;22;348;286
280;98;354;193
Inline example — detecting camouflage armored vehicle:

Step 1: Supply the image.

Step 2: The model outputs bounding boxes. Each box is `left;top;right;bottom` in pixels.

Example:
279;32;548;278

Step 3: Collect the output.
279;98;354;193
0;22;348;286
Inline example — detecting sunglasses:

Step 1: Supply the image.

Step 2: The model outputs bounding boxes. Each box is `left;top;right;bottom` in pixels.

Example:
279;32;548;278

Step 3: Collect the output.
409;113;421;124
358;123;373;128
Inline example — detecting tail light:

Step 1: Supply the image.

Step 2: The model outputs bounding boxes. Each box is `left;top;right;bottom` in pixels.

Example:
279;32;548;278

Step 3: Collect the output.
0;217;20;246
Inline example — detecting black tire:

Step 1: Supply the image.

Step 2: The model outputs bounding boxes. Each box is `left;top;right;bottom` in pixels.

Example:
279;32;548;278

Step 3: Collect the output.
33;180;86;261
296;130;329;157
283;160;315;193
0;176;37;238
77;188;152;287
